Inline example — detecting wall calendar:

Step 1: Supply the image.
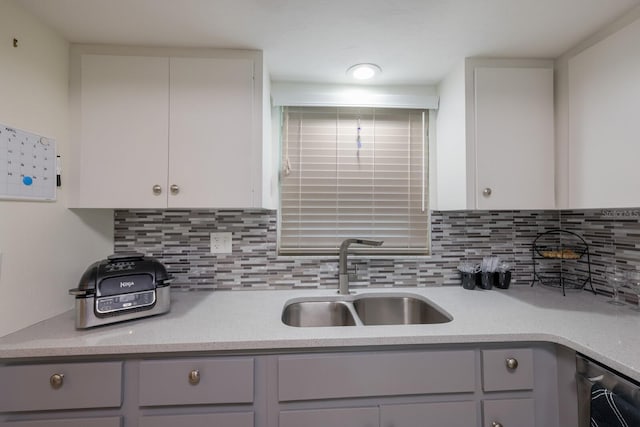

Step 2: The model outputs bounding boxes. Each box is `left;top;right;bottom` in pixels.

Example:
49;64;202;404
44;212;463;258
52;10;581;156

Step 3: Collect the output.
0;124;56;201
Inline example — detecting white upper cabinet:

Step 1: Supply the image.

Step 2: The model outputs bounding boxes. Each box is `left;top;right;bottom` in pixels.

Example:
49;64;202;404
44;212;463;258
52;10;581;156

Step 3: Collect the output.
74;54;170;208
474;66;555;210
567;18;640;209
168;57;255;208
435;59;555;210
70;46;271;209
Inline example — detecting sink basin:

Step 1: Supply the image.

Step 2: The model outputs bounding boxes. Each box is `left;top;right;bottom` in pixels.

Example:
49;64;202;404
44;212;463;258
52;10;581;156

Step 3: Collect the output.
282;294;452;327
353;296;452;325
282;301;356;327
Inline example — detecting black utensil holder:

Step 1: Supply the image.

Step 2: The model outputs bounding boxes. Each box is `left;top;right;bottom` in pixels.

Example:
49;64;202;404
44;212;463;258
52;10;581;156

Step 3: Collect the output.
461;272;480;290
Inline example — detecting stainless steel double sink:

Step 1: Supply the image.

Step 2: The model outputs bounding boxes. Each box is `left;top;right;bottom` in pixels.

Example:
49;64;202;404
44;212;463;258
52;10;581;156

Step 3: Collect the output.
282;293;453;327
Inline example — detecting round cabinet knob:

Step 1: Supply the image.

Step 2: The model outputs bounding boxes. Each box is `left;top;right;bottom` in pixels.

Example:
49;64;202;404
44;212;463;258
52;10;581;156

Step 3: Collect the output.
170;184;180;195
152;185;162;195
188;369;200;385
50;373;64;389
482;187;492;197
506;357;519;370
492;422;504;427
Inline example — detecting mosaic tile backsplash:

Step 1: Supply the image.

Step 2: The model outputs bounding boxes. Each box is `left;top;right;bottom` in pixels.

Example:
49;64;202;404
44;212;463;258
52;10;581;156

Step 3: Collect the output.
560;209;640;300
113;209;640;297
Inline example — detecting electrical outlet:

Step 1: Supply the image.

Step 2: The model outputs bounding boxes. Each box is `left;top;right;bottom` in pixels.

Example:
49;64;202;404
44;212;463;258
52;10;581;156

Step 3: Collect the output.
210;232;232;254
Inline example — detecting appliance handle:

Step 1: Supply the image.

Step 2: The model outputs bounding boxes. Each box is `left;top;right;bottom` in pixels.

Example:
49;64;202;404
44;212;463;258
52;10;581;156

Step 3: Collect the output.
107;252;145;262
68;287;90;296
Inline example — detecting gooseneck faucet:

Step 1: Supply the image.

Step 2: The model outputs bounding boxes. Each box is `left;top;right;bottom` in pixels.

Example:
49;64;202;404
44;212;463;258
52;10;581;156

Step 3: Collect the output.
338;238;384;295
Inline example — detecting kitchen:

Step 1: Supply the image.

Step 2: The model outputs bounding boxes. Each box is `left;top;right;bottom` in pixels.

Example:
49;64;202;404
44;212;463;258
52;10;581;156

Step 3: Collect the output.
1;0;640;425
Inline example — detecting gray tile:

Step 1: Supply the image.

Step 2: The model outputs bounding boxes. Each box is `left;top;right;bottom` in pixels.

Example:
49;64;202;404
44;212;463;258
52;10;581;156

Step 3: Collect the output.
113;207;640;297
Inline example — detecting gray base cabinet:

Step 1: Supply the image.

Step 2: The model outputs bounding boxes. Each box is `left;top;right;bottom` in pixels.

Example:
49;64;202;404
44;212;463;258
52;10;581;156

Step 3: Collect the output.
482;348;534;392
0;362;123;413
138;412;254;427
0;357;256;427
274;345;561;427
279;407;379;427
277;350;475;401
483;398;536;427
380;402;477;427
138;358;254;406
0;344;565;427
1;418;121;427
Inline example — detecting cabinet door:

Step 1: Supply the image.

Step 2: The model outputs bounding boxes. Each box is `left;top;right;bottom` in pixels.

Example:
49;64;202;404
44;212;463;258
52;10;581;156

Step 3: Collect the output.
380;401;477;427
169;57;255;208
474;67;554;210
139;412;253;427
2;417;121;427
568;19;640;208
279;407;378;427
77;54;169;208
483;398;535;427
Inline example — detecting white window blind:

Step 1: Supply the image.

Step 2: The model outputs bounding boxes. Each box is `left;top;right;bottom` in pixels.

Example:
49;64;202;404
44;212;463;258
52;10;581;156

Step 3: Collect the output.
279;106;429;255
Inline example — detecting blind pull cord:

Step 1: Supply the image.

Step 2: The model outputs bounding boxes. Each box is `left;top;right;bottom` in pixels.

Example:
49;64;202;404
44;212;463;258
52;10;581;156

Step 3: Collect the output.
283;107;292;176
422;111;426;213
356;116;362;163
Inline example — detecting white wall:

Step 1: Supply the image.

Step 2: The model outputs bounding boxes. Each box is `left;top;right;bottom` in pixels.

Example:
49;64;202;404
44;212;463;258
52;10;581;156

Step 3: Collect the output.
434;61;467;210
0;0;113;337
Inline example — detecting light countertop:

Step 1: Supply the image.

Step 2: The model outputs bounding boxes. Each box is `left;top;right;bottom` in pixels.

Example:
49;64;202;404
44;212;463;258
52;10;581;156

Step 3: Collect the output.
1;285;639;381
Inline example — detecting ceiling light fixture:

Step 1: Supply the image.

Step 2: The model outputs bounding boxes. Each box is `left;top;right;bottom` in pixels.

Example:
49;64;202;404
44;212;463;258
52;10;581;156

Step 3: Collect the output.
347;63;382;80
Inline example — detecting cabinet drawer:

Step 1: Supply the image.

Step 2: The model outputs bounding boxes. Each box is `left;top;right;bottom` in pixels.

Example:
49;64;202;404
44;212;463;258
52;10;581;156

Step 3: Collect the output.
2;417;121;427
280;407;378;427
278;350;475;401
138;357;254;406
380;401;477;427
0;362;122;412
483;398;535;427
139;412;253;427
482;348;534;391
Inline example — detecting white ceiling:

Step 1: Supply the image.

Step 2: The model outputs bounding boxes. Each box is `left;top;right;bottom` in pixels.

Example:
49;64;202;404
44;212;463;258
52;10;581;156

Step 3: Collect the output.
17;0;640;85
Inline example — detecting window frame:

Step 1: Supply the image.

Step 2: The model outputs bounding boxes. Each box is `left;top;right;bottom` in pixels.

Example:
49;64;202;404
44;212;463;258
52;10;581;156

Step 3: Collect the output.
277;106;431;256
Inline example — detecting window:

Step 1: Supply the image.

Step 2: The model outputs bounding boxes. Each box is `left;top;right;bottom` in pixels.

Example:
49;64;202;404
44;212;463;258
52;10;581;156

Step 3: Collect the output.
279;106;429;255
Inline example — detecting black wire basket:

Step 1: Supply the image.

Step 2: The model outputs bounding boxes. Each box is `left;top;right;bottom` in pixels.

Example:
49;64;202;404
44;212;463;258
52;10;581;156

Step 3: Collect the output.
530;229;595;296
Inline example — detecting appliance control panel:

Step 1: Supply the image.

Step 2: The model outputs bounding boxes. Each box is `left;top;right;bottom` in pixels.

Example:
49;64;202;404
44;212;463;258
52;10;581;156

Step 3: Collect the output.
96;290;156;314
104;261;136;273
